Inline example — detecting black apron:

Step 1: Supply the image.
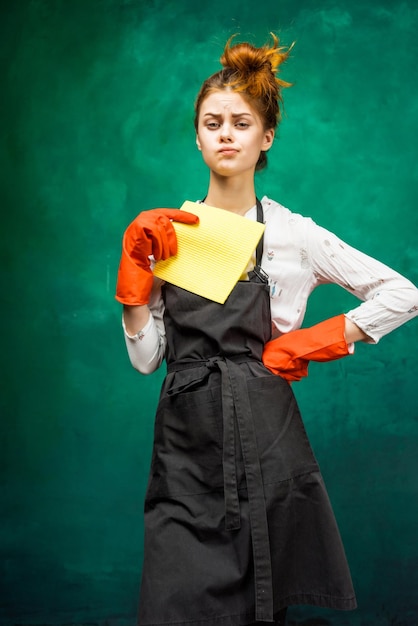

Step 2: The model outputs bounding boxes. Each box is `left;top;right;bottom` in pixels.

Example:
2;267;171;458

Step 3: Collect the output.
138;201;356;625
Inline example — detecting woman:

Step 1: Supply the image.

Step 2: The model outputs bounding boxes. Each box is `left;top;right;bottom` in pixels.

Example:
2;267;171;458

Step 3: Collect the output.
115;34;418;626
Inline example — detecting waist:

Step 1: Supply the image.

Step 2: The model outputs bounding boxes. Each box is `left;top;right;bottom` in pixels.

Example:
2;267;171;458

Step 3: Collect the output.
167;354;261;374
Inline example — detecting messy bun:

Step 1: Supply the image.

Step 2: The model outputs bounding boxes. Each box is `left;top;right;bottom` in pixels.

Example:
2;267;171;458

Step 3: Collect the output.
194;33;293;170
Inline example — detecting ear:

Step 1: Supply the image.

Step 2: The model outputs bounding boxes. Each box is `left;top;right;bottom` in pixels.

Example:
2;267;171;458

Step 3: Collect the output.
196;134;202;151
262;128;275;152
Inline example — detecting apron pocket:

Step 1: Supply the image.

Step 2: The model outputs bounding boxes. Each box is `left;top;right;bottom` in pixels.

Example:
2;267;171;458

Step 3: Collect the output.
247;375;319;484
147;385;224;498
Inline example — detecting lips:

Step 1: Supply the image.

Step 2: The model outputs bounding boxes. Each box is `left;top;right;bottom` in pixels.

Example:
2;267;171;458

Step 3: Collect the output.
218;148;238;155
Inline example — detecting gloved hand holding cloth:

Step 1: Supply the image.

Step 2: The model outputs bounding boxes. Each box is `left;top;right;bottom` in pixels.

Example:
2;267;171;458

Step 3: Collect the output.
115;208;199;306
262;314;351;382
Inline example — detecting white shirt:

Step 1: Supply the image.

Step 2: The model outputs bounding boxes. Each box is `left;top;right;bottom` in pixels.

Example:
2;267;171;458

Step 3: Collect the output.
123;197;418;374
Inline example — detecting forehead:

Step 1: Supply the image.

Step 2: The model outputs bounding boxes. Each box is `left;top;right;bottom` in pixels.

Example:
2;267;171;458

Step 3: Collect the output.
199;90;256;115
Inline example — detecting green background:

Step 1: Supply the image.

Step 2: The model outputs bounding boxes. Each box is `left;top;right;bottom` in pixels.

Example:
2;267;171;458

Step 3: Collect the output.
1;0;417;624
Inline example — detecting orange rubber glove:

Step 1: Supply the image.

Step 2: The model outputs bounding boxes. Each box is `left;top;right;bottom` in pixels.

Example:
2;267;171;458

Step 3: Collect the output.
262;314;350;382
115;208;199;306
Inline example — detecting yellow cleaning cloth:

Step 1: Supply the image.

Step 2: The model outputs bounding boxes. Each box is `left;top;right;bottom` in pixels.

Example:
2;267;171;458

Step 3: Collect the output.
153;201;265;304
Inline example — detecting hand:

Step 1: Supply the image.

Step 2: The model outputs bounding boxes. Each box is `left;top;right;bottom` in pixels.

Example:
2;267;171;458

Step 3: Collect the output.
115;208;199;305
262;314;350;382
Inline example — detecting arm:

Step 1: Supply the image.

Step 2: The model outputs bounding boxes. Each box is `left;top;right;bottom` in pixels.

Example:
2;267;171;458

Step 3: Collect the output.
123;304;150;335
115;207;198;374
120;279;167;374
307;221;418;342
262;212;418;381
345;317;369;343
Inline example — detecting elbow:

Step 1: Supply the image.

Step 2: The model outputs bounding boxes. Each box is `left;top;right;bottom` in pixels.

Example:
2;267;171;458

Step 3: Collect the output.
124;328;166;375
130;359;160;376
128;352;164;375
388;286;418;317
406;289;418;315
370;284;418;316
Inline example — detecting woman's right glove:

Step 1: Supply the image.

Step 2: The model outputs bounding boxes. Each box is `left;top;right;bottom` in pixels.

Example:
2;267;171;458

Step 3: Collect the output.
115;208;199;306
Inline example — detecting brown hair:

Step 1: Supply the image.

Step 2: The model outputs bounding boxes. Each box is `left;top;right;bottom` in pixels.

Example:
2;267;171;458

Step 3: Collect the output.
194;33;293;171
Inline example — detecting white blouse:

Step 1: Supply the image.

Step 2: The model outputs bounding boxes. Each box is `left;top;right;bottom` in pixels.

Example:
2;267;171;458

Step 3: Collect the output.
122;196;418;374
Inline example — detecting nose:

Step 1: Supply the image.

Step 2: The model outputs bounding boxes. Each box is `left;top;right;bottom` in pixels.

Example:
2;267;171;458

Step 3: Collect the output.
220;123;233;142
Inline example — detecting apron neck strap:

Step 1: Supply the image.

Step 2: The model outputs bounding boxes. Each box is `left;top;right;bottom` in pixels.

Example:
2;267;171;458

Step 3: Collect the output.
255;198;264;267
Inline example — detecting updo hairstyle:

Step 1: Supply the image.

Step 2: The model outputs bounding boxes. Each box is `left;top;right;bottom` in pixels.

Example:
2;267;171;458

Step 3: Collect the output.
194;33;293;171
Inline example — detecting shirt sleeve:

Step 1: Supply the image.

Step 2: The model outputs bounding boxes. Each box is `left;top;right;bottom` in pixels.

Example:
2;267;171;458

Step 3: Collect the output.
122;279;167;374
306;219;418;343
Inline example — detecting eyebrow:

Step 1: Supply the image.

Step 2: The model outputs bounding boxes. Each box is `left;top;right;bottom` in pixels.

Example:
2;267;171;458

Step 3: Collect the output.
202;112;254;118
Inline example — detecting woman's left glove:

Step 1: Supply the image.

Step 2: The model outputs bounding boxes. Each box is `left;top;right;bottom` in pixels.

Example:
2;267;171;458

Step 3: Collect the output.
262;314;350;382
115;208;199;306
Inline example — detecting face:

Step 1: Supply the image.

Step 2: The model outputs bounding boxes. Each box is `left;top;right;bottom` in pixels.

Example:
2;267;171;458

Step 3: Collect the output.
196;90;274;177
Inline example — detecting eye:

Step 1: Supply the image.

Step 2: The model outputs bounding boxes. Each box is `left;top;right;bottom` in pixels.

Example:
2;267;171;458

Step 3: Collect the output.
235;122;250;129
206;121;220;129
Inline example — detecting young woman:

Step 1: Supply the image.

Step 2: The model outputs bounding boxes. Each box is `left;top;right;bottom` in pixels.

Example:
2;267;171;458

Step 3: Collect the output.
115;34;418;626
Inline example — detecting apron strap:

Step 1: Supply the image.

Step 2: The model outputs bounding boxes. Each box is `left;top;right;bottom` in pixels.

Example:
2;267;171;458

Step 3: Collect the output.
250;199;269;284
255;197;264;267
218;356;274;622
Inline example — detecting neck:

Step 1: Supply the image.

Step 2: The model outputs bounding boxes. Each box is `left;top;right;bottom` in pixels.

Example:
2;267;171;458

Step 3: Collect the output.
203;172;257;215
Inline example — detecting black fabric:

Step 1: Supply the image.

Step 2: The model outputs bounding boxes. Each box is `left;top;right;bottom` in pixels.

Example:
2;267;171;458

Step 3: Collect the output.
248;607;288;625
138;204;356;625
255;197;264;266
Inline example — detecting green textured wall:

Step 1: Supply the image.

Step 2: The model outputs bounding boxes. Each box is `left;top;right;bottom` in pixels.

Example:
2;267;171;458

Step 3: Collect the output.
1;1;417;624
